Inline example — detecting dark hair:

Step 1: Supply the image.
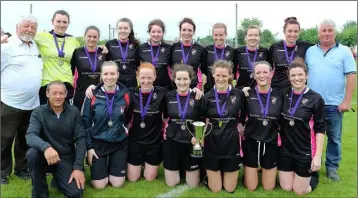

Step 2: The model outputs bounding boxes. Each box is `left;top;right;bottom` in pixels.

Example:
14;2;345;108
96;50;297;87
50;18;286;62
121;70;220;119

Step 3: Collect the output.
117;18;140;47
171;63;195;80
46;80;67;92
283;17;300;31
84;25;100;37
287;58;308;75
179;17;196;32
148;19;165;34
52;10;70;23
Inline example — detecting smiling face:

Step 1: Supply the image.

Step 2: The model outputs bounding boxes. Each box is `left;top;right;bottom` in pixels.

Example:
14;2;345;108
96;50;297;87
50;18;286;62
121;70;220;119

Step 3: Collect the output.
253;63;272;88
288;67;307;90
213;67;231;91
175;71;191;93
213;27;227;47
52;14;69;35
16;20;37;42
85;29;99;48
138;68;156;92
284;23;300;44
245;28;260;48
318;24;336;46
101;65;119;88
149;24;164;44
117;21;131;41
180;22;194;43
46;83;67;108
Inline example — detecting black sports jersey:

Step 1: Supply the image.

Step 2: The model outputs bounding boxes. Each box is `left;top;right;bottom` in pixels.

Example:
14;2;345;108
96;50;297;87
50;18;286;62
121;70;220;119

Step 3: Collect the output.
202;44;235;92
71;47;106;109
268;40;313;90
234;46;268;89
280;88;326;159
139;42;171;89
240;88;283;143
105;39;140;88
163;90;202;143
201;87;245;159
170;41;206;88
128;86;167;145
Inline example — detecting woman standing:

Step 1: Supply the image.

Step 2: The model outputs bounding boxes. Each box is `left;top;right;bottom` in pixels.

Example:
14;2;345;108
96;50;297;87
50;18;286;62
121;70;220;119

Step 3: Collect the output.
239;61;282;191
163;64;202;187
82;61;131;189
267;17;313;90
202;23;235;93
235;25;268;90
71;25;106;110
278;58;325;195
170;17;206;90
35;10;79;105
197;60;245;193
139;19;172;90
105;18;140;88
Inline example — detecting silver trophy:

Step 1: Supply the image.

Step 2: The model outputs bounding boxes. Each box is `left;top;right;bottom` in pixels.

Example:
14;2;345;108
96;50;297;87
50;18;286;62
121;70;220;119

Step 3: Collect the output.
186;121;213;158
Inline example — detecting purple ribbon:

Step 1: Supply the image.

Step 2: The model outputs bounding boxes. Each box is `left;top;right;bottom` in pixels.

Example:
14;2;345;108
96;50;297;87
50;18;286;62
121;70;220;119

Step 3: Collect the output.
52;32;65;58
84;46;98;72
214;46;225;61
180;42;193;64
289;87;306;116
150;44;161;66
283;41;295;65
245;46;258;72
139;89;154;121
117;40;129;64
104;86;118;120
176;90;191;121
214;87;231;117
255;86;272;119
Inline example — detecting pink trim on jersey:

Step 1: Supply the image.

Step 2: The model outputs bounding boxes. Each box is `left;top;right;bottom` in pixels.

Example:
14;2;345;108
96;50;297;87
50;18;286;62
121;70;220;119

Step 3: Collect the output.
310;118;316;158
162;116;169;140
277;133;282;147
197;68;203;89
128;113;134;132
167;65;172;80
73;68;78;90
236;64;240;80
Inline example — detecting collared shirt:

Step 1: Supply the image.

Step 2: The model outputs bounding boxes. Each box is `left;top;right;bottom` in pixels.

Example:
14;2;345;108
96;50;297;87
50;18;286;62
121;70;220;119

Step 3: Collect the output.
306;43;357;106
1;35;43;110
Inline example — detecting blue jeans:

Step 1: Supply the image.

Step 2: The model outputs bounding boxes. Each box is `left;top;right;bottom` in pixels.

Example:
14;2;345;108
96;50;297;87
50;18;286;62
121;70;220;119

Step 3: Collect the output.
324;105;343;171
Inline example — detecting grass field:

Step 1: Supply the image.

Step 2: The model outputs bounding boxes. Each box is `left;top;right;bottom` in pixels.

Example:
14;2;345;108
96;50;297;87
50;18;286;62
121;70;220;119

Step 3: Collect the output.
1;92;357;198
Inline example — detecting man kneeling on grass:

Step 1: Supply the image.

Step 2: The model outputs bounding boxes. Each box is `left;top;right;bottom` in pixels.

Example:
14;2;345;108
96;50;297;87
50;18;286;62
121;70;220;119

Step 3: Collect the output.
26;81;86;198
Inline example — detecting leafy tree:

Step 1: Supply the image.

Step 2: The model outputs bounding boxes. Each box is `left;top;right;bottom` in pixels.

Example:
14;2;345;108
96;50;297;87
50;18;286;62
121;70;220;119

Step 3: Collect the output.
236;18;263;45
260;29;276;47
339;26;357;47
299;28;319;44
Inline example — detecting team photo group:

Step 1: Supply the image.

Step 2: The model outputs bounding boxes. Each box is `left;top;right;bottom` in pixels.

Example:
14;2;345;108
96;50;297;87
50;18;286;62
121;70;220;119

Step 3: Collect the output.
1;8;356;198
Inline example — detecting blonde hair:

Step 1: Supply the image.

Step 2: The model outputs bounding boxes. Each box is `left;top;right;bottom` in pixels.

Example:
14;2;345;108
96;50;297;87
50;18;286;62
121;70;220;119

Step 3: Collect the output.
100;61;119;83
171;63;195;80
246;25;261;36
211;60;234;84
212;23;227;35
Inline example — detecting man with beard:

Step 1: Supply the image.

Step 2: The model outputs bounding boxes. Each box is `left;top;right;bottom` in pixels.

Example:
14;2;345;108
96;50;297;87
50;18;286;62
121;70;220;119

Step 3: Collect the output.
1;15;43;185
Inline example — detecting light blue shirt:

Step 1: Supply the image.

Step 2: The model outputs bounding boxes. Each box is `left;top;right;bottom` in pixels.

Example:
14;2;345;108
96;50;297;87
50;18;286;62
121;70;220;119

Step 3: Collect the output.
306;43;356;106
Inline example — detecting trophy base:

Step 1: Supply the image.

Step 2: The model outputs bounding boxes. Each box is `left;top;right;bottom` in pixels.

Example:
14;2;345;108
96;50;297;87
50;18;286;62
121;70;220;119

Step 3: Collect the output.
191;150;203;158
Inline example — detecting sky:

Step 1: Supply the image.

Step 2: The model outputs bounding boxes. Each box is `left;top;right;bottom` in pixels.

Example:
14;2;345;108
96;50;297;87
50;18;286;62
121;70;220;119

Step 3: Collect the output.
1;1;357;42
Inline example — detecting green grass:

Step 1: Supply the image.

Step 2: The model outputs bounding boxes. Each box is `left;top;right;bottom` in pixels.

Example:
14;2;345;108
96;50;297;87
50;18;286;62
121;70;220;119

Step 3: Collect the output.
1;105;357;197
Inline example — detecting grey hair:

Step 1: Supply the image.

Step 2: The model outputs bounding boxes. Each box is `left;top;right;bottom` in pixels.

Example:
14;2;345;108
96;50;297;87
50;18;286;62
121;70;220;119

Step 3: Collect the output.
17;15;37;26
319;19;336;32
253;61;273;73
46;80;67;92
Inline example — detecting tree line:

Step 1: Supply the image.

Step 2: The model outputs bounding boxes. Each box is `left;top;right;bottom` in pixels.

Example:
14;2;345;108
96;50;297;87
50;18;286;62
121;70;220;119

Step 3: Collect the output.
76;18;357;48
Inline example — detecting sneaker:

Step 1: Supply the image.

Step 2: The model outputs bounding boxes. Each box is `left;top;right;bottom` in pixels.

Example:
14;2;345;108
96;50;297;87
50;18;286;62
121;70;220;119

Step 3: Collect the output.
310;172;319;191
14;170;31;180
1;177;9;185
326;170;340;181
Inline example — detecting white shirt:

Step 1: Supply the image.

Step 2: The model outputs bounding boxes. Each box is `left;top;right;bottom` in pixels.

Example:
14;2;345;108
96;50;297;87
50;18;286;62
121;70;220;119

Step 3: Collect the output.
1;35;43;110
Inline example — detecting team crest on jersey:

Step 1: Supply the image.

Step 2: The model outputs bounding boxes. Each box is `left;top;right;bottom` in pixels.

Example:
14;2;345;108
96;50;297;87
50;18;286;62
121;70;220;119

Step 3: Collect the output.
120;106;125;114
189;99;195;107
271;97;277;104
129;44;134;49
302;98;308;105
225;51;230;57
259;52;263;58
295;45;298;51
98;55;103;61
191;49;197;55
231;96;236;104
153;92;157;100
161;47;165;52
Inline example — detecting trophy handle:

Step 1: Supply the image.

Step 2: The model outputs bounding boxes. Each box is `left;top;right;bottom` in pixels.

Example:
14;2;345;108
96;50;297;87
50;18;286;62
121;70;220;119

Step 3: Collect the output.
203;122;213;137
185;120;195;137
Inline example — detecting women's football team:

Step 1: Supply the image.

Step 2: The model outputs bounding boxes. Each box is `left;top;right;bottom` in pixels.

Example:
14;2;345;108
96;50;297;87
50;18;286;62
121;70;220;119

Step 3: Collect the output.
48;9;326;195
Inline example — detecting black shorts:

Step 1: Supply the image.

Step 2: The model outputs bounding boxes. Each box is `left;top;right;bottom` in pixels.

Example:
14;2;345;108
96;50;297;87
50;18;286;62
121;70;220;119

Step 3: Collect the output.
127;141;162;166
242;138;278;169
163;139;201;172
203;155;241;172
277;149;312;177
90;146;128;180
